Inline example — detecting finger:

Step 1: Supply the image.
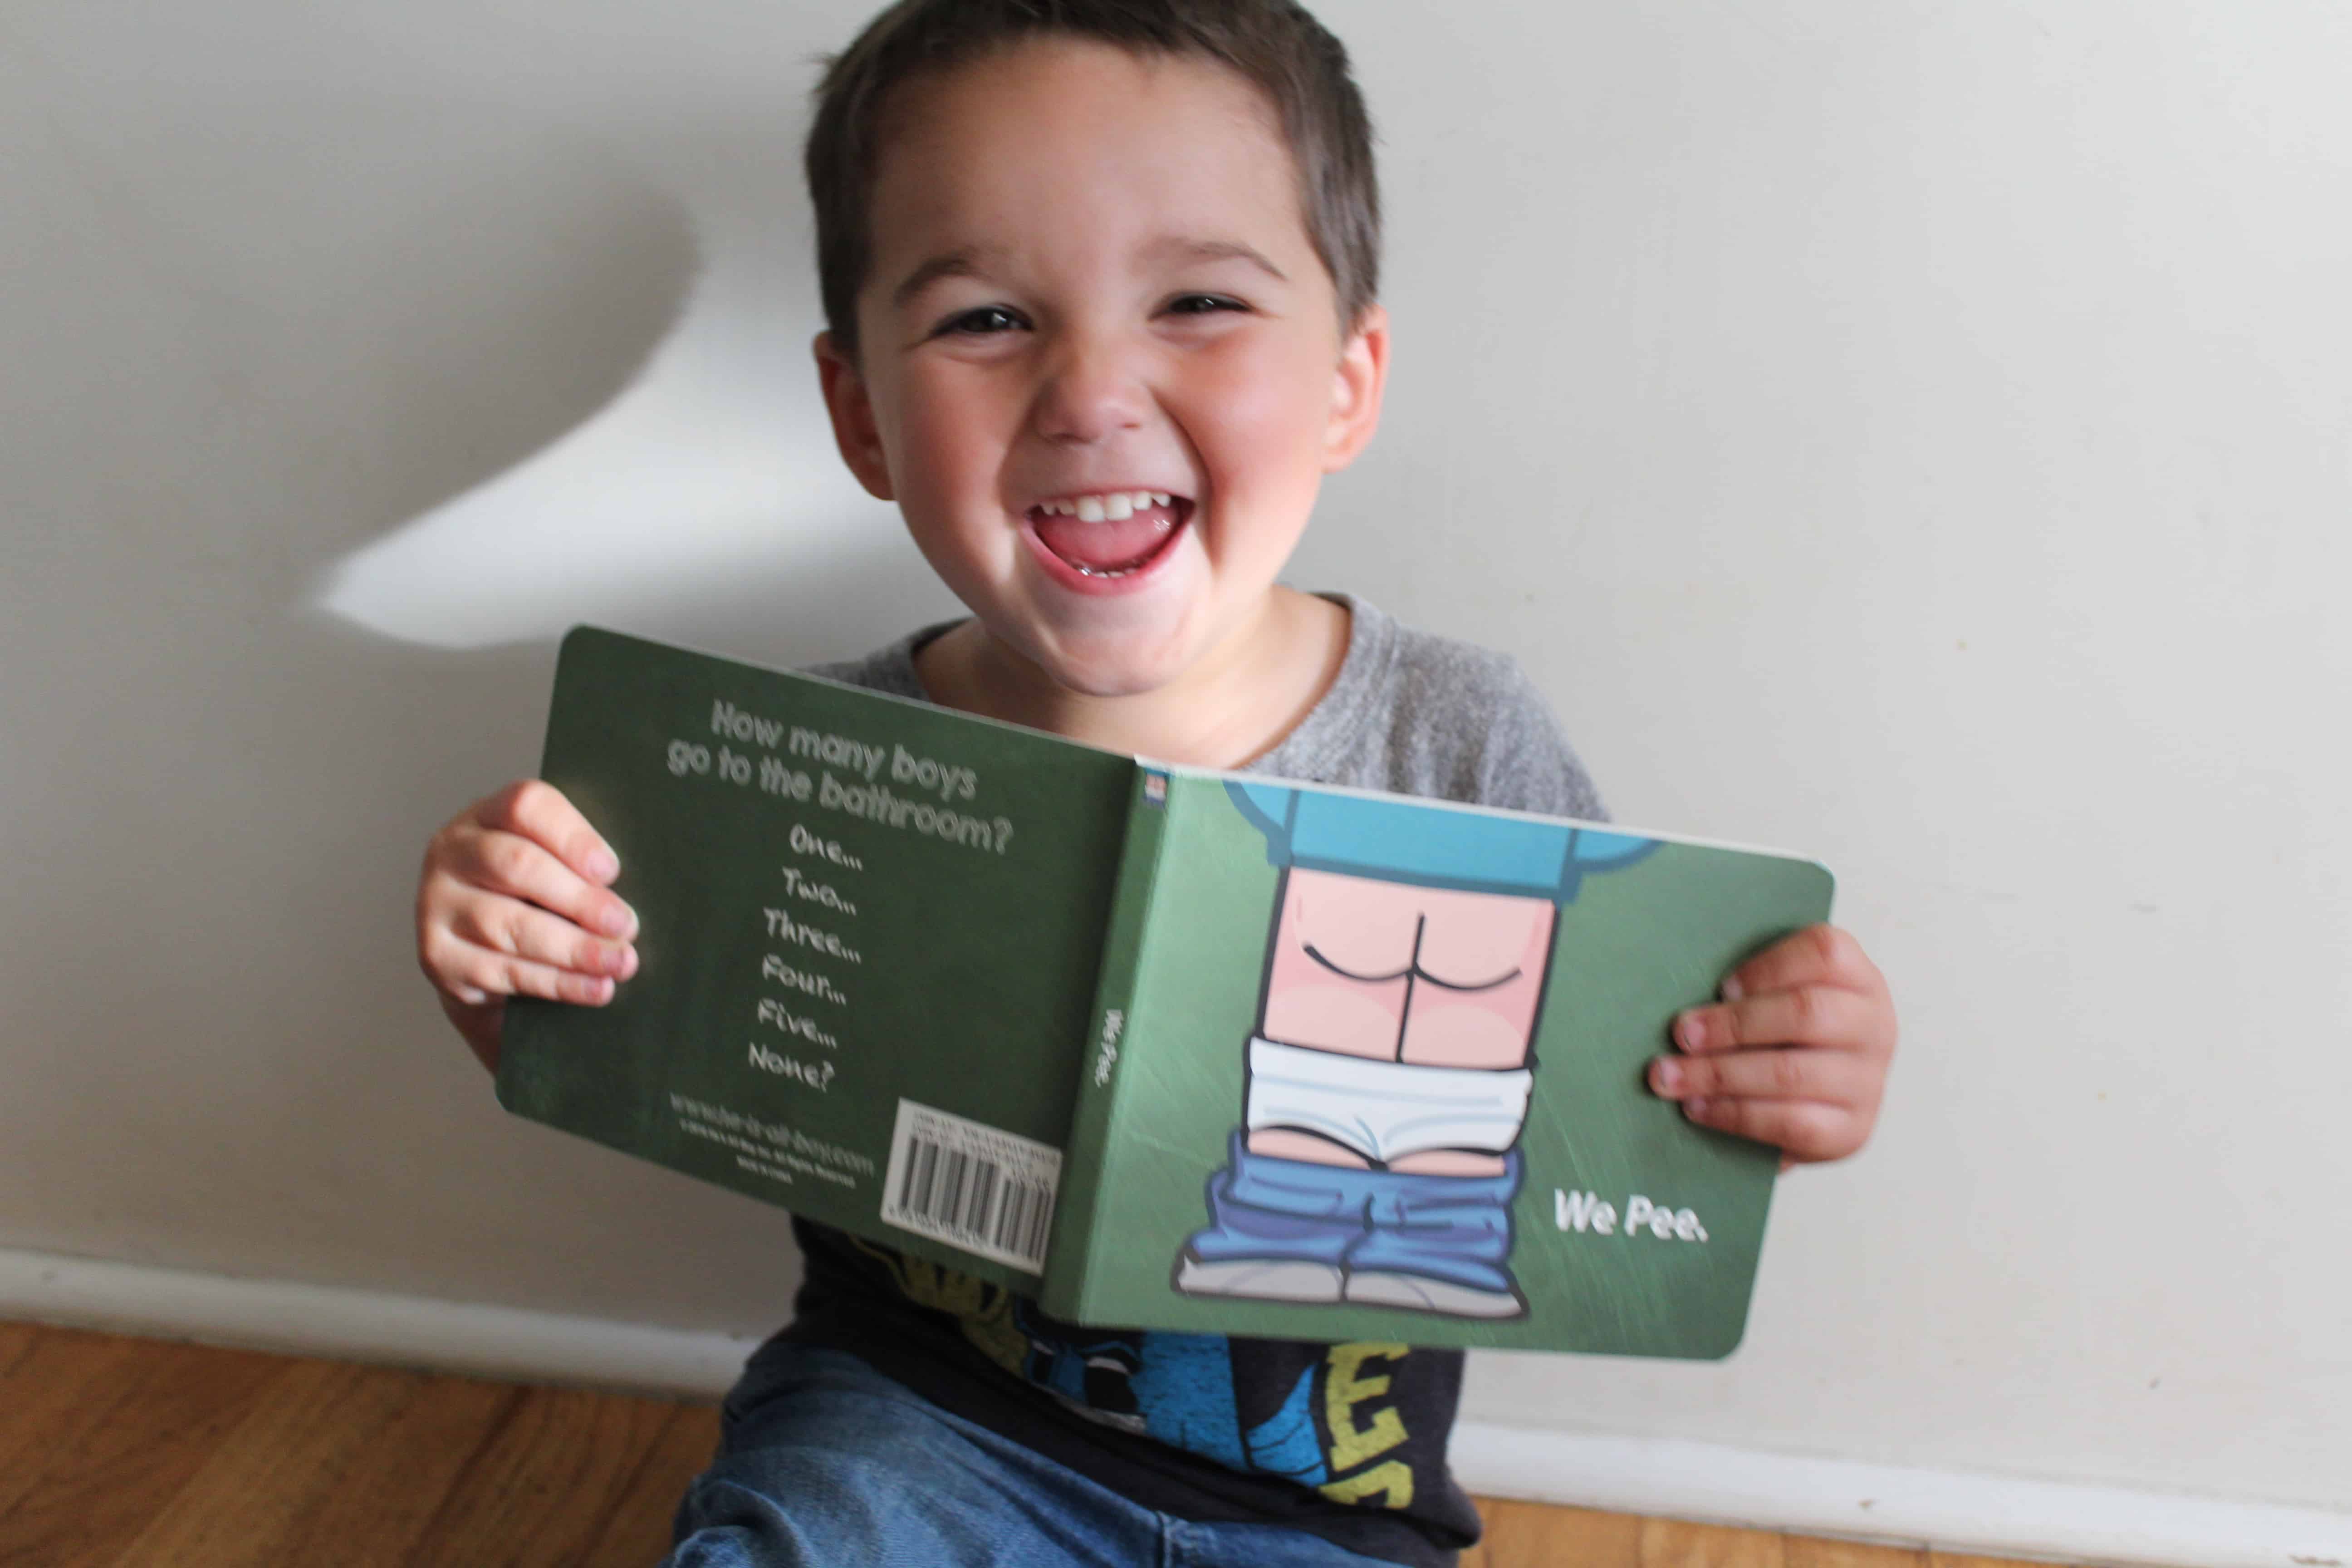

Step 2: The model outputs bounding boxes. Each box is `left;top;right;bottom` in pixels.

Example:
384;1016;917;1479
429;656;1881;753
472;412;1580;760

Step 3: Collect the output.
442;825;637;940
1720;924;1883;1004
475;779;622;887
436;935;620;1008
1649;1046;1877;1107
447;893;639;982
1680;1095;1864;1161
1673;984;1881;1056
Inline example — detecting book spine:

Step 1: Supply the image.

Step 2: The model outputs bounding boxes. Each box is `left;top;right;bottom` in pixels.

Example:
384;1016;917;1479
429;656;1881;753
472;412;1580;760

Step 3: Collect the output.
1038;764;1172;1320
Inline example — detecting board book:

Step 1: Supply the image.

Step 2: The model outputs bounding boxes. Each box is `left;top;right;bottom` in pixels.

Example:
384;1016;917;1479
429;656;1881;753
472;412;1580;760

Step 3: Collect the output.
497;627;1835;1357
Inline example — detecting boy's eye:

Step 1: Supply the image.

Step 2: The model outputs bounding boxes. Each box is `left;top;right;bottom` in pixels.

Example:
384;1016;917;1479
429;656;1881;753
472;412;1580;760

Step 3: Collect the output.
1166;294;1245;316
940;306;1026;336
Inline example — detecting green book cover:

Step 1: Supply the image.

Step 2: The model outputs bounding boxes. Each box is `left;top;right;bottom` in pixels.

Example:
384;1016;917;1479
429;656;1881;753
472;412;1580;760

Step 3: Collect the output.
497;626;1135;1292
498;627;1833;1356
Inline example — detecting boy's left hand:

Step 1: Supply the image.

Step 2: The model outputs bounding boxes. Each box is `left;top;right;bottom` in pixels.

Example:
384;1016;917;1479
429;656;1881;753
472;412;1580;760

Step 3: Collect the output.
1647;924;1895;1168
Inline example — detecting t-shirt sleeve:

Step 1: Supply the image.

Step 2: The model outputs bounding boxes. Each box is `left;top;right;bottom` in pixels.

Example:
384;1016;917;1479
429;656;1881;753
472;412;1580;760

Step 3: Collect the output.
1475;657;1610;823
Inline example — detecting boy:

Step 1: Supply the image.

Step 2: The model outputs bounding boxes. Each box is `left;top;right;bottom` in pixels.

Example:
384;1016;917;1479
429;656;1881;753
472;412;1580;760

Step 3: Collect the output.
415;3;1897;1563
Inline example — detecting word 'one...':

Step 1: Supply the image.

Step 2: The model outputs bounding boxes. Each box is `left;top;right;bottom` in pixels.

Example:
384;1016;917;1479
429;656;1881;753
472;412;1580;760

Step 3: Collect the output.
790;823;862;870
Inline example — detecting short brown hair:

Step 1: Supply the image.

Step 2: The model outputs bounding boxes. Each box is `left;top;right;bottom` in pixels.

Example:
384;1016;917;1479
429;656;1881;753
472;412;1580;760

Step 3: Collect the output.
804;0;1381;363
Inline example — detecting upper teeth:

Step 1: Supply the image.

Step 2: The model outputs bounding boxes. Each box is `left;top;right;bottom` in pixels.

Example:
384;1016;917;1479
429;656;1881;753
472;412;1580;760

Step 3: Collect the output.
1040;491;1172;522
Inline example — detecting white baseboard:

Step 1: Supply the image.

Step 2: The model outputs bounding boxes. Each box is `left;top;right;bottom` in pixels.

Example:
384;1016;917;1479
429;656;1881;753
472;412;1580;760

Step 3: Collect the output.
4;1245;2344;1567
1449;1422;2350;1568
0;1245;756;1398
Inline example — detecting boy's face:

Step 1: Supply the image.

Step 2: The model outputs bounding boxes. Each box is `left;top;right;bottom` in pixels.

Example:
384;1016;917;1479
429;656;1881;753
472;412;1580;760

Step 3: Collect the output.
816;38;1387;697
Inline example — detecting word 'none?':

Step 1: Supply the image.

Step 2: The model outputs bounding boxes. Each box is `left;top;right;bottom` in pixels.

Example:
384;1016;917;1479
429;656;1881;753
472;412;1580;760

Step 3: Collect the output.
749;1041;834;1090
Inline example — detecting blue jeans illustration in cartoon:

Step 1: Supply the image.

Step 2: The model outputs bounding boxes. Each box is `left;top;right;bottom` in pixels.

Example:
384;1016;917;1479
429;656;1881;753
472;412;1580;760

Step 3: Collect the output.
1174;784;1653;1319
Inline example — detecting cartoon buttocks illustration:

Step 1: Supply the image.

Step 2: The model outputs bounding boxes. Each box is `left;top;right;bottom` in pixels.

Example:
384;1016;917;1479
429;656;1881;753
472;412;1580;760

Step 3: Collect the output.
1175;783;1656;1319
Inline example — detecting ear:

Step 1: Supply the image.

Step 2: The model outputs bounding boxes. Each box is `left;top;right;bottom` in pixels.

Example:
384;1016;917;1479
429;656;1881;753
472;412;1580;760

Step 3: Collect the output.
813;330;898;501
1320;302;1389;474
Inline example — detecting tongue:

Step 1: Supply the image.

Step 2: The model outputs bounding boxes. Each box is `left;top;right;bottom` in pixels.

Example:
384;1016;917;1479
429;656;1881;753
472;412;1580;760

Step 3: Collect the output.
1034;504;1177;572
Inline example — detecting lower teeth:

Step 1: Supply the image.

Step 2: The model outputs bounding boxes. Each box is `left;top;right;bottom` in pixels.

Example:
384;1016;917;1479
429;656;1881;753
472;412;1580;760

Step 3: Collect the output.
1049;510;1177;578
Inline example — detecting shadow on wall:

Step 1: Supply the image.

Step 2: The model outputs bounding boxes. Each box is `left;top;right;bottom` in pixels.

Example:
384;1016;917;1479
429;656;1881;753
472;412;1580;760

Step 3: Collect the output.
304;119;939;661
3;78;941;1323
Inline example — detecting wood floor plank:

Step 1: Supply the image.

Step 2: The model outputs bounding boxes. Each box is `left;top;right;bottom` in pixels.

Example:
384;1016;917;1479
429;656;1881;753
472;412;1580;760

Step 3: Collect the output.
1784;1536;1930;1567
1641;1516;1788;1568
0;1335;290;1568
398;1382;692;1568
0;1329;176;1524
1468;1497;1644;1565
577;1400;723;1568
97;1358;429;1568
0;1321;43;1380
269;1374;524;1568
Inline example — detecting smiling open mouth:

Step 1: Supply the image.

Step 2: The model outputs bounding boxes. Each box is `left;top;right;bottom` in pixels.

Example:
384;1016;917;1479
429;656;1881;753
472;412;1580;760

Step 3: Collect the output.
1026;491;1192;578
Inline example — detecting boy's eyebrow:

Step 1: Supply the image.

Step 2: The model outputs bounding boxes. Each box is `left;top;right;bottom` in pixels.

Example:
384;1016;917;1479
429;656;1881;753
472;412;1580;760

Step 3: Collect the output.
889;237;1287;309
891;246;1000;309
1147;236;1288;282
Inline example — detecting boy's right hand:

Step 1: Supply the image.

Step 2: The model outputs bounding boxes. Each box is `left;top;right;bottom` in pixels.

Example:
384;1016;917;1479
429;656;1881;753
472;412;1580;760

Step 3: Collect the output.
415;780;639;1076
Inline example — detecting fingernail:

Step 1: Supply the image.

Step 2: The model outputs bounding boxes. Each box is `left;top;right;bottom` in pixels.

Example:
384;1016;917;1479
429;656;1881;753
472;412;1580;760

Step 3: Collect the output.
1651;1058;1684;1095
1675;1009;1708;1051
1684;1097;1712;1122
1720;974;1746;1002
588;846;620;883
618;945;639;980
597;901;637;938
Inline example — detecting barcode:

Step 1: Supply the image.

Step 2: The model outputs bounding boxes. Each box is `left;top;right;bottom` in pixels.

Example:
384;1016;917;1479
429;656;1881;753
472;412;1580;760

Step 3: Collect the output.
878;1101;1061;1274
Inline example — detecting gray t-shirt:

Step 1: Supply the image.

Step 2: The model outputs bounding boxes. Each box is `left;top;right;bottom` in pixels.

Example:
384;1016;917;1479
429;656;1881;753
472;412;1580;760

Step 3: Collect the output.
779;595;1605;1568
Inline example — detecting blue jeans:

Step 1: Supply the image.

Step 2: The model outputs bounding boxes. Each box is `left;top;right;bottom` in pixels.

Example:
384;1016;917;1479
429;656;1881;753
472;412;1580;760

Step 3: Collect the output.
663;1341;1405;1567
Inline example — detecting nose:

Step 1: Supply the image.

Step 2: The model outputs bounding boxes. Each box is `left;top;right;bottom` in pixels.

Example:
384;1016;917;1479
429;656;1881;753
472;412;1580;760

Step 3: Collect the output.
1030;327;1149;445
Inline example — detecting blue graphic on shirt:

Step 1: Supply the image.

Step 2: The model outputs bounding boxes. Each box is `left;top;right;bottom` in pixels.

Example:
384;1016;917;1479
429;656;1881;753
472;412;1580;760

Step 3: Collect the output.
1006;1303;1327;1484
1239;1362;1328;1483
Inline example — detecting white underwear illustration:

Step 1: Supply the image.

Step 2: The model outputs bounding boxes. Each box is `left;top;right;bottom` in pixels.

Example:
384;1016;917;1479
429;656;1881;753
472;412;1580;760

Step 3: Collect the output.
1243;1038;1535;1165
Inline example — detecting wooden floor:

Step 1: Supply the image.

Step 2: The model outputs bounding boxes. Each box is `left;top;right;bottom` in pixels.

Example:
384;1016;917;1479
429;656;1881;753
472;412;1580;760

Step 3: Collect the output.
0;1322;2041;1568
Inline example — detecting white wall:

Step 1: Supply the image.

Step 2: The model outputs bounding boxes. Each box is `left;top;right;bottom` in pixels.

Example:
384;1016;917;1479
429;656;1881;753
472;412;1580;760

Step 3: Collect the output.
5;0;2346;1530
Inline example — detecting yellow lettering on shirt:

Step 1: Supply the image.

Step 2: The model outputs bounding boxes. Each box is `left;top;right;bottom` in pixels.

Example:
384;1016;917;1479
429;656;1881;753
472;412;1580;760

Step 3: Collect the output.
1319;1460;1414;1509
1323;1342;1409;1472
